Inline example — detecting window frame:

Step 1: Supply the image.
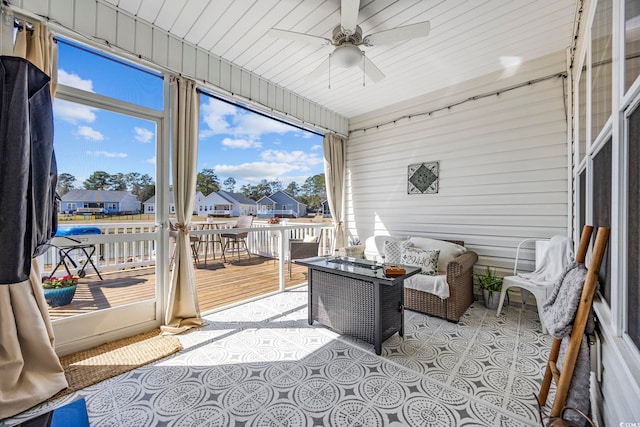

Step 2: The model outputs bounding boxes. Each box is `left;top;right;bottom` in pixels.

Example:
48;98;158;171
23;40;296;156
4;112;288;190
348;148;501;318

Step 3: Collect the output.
621;87;640;358
578;0;640;366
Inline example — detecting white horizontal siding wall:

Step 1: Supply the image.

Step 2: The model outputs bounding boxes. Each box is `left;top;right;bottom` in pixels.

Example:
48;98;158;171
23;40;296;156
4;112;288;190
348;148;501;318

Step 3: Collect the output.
593;305;640;425
6;0;348;135
347;52;570;280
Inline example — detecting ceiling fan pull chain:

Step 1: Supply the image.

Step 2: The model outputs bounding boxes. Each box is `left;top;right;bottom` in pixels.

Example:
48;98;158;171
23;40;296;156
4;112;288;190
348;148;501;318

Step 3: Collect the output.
328;54;332;89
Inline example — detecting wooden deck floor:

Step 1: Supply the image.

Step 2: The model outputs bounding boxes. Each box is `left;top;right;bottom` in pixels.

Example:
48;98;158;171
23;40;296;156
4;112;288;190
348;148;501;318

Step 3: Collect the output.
47;255;309;320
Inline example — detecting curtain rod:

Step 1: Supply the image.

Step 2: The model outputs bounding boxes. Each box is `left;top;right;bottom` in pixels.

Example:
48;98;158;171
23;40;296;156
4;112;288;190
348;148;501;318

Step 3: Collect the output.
349;71;567;135
13;18;33;32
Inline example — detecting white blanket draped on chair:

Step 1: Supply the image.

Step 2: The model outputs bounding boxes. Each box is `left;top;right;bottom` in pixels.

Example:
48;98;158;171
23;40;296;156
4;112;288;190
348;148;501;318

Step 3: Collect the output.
518;235;574;284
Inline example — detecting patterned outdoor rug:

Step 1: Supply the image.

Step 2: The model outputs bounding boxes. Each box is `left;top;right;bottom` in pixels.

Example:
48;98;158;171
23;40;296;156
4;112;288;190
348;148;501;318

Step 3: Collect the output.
51;328;182;400
6;288;554;426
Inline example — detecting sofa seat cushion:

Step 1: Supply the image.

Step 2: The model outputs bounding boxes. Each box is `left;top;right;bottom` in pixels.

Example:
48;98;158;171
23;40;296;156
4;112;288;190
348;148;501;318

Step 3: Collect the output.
404;274;449;299
408;237;466;273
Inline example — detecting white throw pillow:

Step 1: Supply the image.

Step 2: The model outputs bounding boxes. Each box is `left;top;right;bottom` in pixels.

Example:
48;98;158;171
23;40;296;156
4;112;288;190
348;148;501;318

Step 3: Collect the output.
303;235;319;243
383;239;406;264
401;247;440;276
408;237;466;273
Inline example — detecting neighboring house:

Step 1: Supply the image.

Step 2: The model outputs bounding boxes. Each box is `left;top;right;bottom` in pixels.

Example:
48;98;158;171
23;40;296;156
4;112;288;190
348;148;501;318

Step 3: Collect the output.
217;190;257;217
60;190;141;214
143;191;204;215
257;191;306;218
256;196;276;218
196;192;234;217
320;200;331;218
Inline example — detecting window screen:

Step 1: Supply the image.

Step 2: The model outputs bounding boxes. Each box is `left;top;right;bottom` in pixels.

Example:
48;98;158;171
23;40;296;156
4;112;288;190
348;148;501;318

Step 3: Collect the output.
592;139;612;303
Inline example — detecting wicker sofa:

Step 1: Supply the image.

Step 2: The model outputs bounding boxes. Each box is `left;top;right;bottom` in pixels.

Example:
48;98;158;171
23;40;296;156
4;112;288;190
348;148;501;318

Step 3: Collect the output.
361;235;478;322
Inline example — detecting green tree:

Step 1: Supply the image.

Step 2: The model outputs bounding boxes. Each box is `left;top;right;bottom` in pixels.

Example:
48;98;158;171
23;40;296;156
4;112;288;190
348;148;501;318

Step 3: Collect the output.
223;177;236;192
240;183;254;199
270;180;283;193
239;180;276;200
137;184;156;204
124;173;152;193
196;168;220;195
57;173;77;196
108;172;127;191
300;173;326;210
284;181;300;197
124;172;142;191
125;172;155;202
254;179;275;200
84;171;111;190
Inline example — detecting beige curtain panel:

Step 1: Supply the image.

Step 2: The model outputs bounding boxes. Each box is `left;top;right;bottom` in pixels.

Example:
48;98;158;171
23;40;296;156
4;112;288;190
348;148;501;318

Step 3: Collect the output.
323;133;347;250
13;21;58;96
0;264;69;419
0;22;67;419
161;76;205;335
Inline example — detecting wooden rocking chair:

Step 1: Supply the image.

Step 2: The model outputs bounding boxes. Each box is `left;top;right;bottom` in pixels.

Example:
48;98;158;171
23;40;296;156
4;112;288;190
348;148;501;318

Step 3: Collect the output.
537;225;610;418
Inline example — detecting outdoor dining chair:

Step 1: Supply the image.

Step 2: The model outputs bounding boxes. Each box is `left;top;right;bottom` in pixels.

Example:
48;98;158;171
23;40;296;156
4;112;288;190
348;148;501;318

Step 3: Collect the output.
221;215;254;262
288;236;320;277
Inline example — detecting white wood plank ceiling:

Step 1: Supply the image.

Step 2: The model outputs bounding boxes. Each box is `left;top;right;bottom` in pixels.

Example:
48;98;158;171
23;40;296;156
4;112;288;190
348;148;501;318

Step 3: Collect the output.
100;0;578;119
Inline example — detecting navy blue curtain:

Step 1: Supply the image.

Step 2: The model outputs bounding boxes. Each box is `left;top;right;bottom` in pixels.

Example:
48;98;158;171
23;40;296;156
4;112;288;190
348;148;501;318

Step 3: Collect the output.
0;55;58;284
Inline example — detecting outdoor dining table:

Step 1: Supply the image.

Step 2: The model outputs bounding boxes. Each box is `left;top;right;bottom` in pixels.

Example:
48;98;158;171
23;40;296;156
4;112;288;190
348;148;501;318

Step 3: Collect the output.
191;221;233;265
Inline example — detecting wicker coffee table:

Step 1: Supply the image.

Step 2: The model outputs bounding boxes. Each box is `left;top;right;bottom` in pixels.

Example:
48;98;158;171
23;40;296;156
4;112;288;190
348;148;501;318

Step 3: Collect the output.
295;256;420;355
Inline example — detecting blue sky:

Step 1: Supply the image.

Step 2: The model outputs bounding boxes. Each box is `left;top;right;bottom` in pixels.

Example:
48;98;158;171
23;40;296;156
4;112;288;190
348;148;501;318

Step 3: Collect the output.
53;39;324;190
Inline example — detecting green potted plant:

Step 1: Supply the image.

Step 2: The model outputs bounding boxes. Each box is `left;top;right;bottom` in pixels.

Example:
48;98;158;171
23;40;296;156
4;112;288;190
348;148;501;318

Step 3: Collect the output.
474;267;503;309
42;274;79;307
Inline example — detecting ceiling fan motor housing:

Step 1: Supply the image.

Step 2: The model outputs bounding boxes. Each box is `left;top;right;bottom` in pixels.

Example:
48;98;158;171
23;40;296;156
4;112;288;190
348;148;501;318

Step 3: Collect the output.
332;25;363;45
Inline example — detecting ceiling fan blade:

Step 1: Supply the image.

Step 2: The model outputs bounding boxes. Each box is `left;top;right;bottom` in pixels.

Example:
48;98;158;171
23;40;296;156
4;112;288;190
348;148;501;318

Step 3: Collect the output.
268;28;332;46
305;57;331;83
364;21;431;46
358;55;385;82
340;0;360;34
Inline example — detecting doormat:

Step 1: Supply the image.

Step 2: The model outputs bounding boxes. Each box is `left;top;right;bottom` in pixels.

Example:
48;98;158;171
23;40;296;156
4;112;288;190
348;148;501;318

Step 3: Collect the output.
51;329;182;400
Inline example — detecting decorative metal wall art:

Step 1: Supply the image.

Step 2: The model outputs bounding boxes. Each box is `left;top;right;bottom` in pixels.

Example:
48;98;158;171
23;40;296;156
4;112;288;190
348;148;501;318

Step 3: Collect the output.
408;161;439;194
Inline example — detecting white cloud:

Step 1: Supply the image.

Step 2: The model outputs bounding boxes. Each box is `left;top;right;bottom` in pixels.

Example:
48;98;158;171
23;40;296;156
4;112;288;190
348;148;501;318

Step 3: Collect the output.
54;99;97;124
215;161;309;182
76;126;104;141
221;138;262;149
58;69;94;92
134;127;154;143
88;150;127;158
311;144;322;151
200;97;294;139
212;149;323;185
233;114;292;138
146;156;156;165
200;98;237;137
260;149;323;165
53;71;98;125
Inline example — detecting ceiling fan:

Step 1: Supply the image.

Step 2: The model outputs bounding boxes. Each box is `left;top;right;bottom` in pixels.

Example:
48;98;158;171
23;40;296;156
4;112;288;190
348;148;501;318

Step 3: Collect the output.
268;0;430;84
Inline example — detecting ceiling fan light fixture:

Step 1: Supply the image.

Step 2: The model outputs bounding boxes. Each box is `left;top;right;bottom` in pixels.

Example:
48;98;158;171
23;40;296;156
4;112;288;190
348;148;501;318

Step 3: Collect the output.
332;45;362;68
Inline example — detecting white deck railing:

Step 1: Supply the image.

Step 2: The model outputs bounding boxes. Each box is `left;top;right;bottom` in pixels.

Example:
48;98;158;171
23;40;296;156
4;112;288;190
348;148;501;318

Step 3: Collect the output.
42;221;334;277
